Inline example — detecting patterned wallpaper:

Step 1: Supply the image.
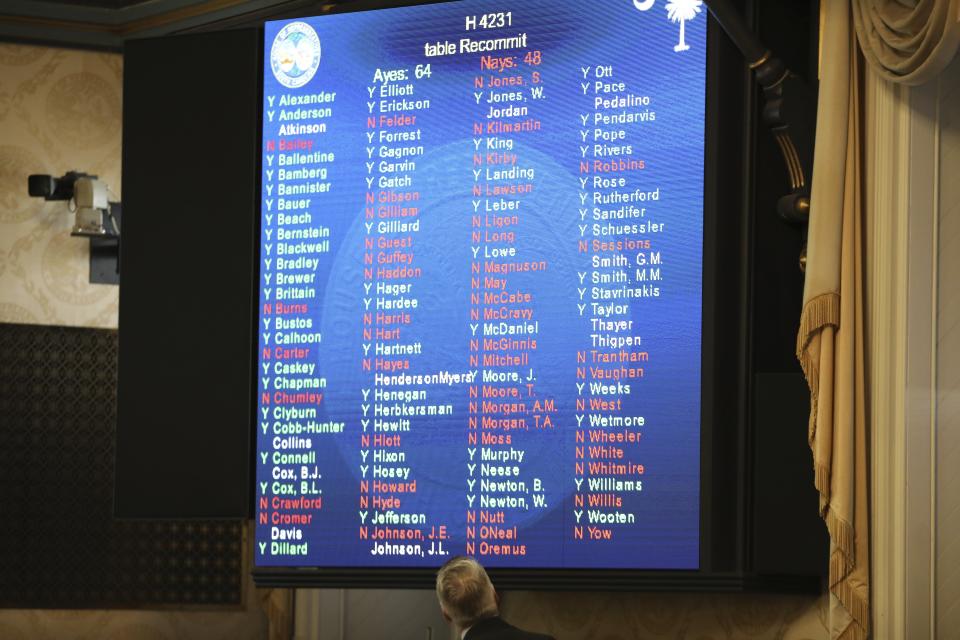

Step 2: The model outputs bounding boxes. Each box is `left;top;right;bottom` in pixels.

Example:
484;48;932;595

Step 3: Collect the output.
0;43;270;640
0;43;121;329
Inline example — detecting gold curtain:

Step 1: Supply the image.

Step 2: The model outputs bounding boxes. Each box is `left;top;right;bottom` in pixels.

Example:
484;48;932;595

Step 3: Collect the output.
852;0;960;85
801;1;960;637
797;2;869;639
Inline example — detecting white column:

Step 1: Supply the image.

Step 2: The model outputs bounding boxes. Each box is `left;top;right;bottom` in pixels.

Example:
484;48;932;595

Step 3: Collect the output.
866;61;948;639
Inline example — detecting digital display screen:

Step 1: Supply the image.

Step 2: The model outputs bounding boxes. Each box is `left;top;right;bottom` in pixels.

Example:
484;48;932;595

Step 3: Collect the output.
256;0;705;570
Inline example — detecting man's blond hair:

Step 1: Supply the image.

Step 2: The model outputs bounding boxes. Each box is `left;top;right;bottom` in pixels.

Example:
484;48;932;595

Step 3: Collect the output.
435;556;498;628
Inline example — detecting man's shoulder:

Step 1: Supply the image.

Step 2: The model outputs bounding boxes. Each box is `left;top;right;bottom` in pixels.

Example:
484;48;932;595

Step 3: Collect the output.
465;616;556;640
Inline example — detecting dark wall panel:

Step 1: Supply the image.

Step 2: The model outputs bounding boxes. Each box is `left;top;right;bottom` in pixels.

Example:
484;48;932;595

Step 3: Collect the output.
117;29;260;517
0;323;243;607
751;372;828;577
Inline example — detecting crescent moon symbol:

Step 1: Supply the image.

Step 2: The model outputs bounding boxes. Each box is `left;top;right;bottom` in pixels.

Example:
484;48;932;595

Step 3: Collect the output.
633;0;655;10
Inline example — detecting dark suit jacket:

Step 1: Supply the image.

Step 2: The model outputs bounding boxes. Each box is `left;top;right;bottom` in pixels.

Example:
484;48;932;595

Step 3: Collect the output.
463;616;555;640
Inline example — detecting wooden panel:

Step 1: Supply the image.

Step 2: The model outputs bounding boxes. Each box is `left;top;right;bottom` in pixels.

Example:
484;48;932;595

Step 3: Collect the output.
937;56;960;639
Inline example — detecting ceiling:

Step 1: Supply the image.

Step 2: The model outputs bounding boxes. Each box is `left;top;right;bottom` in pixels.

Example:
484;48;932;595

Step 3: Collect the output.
29;0;157;9
0;0;334;50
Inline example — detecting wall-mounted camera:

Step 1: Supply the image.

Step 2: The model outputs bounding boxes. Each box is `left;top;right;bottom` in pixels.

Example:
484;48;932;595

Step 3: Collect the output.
28;171;122;284
28;171;120;239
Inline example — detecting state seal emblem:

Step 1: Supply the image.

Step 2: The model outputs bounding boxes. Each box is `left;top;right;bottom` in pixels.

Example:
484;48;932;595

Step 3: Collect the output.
270;22;321;88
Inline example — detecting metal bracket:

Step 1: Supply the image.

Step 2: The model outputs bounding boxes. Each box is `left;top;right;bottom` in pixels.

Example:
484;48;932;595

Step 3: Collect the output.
88;203;120;285
705;0;813;270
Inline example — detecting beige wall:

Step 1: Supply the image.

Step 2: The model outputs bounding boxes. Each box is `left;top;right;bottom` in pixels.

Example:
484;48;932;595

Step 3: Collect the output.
0;43;267;639
0;43;120;328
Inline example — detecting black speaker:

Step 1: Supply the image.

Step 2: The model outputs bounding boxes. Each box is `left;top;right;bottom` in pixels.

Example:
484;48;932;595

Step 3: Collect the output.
116;29;261;518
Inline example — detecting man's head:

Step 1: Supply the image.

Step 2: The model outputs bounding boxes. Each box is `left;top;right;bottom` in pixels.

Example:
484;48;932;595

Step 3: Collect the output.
435;556;499;629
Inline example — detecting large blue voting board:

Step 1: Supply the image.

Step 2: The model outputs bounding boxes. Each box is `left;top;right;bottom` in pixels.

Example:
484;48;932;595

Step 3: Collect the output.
256;0;704;570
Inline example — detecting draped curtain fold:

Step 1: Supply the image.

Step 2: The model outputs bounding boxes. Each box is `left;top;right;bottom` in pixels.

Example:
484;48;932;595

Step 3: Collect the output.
852;0;960;84
799;2;868;639
800;1;958;638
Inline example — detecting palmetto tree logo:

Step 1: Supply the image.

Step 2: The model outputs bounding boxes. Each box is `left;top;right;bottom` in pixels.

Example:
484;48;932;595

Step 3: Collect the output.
665;0;702;51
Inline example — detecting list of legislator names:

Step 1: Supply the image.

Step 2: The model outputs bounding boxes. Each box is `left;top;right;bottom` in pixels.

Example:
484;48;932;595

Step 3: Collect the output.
256;0;704;570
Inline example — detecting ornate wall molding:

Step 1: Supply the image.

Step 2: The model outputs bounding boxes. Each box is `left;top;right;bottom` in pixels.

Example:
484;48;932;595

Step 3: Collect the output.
866;58;946;639
864;65;910;640
903;73;940;640
934;57;960;639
